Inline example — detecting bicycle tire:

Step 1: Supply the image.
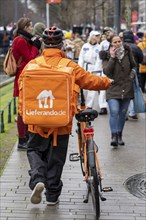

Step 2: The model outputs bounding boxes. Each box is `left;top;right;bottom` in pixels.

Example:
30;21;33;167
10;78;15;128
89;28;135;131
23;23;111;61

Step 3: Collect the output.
87;139;100;220
80;143;85;176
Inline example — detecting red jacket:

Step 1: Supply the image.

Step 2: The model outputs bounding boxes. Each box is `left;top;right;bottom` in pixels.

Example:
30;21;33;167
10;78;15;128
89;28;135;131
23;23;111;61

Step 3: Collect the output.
12;36;39;97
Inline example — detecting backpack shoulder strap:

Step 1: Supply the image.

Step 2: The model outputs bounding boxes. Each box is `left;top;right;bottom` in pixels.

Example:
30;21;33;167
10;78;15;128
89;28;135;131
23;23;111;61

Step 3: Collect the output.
58;58;71;67
35;56;71;67
35;56;46;65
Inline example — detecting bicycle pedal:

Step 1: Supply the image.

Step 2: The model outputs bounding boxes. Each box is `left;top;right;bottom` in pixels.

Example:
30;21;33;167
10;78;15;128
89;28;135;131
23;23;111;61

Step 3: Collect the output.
100;196;106;201
83;198;88;203
102;187;113;192
69;153;80;161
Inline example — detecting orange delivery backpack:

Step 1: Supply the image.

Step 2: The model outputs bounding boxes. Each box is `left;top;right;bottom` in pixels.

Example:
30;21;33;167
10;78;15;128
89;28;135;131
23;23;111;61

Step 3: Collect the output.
18;56;79;128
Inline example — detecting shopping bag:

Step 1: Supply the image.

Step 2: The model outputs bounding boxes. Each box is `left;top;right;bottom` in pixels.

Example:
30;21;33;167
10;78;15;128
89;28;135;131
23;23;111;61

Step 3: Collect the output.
133;75;146;113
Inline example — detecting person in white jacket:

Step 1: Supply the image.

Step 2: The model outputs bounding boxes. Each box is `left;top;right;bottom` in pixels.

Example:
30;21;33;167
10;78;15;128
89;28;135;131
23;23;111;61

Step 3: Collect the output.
98;27;114;115
78;30;102;109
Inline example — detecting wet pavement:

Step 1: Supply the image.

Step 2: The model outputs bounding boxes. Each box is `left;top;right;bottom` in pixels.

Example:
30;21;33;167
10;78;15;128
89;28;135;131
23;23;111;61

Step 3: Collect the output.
0;110;146;220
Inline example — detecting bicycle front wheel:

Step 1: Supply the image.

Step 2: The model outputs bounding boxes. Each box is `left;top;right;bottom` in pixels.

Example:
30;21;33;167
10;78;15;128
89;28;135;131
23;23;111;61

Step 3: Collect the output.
87;139;100;220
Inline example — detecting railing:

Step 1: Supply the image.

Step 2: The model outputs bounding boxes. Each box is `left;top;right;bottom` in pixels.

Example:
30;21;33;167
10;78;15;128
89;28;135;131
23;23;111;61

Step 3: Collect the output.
0;77;16;133
0;97;17;133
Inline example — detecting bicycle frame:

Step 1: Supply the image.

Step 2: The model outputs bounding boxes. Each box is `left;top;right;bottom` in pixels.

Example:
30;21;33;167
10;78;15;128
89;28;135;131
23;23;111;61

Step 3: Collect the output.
76;88;102;181
70;88;113;220
76;117;102;182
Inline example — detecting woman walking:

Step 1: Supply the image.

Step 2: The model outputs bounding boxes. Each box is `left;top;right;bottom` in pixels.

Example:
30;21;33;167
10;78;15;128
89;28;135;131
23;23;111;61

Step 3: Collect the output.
100;35;136;147
12;17;41;150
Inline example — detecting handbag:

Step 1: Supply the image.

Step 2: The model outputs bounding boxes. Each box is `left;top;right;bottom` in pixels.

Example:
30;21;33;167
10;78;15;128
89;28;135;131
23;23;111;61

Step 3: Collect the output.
133;75;146;113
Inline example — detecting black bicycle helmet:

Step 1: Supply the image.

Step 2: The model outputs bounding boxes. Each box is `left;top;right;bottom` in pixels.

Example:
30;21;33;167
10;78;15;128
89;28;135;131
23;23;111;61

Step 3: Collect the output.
43;26;64;48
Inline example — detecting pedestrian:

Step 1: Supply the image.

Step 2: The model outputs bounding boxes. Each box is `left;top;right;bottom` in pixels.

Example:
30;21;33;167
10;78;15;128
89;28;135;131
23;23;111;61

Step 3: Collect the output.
33;22;46;38
12;17;42;150
63;31;75;59
123;30;143;120
33;22;46;54
18;26;113;205
100;35;136;147
98;27;114;115
78;30;102;109
138;30;146;93
100;27;114;51
1;26;10;55
100;33;107;42
72;33;84;60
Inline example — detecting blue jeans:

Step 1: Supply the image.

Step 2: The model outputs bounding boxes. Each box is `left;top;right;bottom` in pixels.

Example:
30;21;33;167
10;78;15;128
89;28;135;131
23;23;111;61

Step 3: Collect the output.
107;99;131;134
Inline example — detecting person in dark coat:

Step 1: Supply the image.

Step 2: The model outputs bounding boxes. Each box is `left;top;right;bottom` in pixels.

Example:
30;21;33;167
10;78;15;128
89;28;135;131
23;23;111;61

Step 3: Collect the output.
123;30;143;119
100;35;136;147
12;17;41;150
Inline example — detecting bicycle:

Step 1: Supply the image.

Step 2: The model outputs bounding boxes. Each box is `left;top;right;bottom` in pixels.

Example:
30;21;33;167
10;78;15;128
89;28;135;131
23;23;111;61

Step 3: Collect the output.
69;89;113;220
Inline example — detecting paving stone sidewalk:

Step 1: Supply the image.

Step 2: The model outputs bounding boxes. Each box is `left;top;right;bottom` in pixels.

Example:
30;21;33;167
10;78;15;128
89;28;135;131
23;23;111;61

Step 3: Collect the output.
0;113;146;220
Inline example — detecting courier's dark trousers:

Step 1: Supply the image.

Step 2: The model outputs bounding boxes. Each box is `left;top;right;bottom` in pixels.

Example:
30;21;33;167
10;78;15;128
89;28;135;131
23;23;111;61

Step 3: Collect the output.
27;132;69;202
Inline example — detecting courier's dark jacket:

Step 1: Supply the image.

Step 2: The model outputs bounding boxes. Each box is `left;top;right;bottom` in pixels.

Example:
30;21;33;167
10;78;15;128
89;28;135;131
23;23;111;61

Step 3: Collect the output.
99;44;136;100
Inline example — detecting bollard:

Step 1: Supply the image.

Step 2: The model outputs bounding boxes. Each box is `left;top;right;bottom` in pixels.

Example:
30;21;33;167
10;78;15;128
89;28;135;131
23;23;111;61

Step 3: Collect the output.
13;97;17;114
8;101;11;123
0;110;5;133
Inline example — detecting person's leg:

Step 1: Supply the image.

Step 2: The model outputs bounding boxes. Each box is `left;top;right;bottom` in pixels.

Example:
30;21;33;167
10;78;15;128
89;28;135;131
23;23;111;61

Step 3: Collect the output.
98;72;108;114
45;134;69;203
118;99;131;132
128;100;138;119
27;133;51;190
140;74;145;93
117;99;131;145
140;74;146;93
27;132;51;204
98;90;108;114
17;113;28;150
107;99;120;146
85;90;97;108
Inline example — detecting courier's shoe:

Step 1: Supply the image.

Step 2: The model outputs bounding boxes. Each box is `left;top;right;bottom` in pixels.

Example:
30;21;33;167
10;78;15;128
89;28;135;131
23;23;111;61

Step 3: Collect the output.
47;199;59;206
31;182;45;204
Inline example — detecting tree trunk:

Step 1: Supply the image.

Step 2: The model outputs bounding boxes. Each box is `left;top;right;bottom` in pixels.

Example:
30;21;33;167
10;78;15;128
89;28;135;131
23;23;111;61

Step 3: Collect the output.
124;0;132;30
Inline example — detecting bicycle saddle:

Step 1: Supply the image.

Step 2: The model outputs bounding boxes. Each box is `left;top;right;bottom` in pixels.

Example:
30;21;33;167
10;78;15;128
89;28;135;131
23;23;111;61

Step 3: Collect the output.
75;109;98;122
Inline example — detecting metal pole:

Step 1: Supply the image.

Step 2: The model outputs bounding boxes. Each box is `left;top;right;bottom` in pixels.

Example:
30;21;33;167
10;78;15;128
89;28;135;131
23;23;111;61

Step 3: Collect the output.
0;110;5;133
102;0;106;29
25;0;28;16
13;97;17;115
8;101;11;123
114;0;121;34
46;3;50;28
14;0;18;22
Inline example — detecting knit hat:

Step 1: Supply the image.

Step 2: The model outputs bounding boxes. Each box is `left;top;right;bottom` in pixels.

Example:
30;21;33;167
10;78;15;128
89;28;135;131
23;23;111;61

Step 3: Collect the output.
123;30;135;43
33;22;46;38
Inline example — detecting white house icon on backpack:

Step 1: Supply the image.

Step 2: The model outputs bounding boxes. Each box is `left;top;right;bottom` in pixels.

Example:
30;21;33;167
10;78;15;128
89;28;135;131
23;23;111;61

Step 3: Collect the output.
37;90;55;108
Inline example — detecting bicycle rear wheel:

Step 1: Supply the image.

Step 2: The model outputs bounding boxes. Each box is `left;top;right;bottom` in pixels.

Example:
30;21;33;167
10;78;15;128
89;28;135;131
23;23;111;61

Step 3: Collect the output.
87;139;100;220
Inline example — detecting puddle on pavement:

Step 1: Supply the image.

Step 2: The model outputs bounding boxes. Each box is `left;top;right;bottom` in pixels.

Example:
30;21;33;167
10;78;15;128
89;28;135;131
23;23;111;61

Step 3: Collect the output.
124;172;146;200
